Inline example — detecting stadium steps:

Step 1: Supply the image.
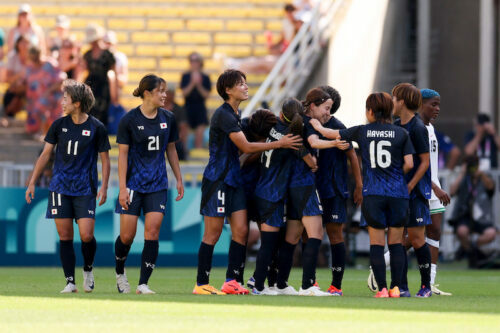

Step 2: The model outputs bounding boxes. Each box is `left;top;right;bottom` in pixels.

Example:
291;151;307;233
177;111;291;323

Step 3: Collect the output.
0;120;44;164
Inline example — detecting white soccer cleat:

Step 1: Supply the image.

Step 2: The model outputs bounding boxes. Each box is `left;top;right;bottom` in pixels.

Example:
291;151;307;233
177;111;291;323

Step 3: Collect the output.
136;284;156;294
83;270;95;293
431;284;452;296
298;286;331;296
367;266;378;293
60;283;77;294
251;287;278;295
276;285;299;296
116;273;130;294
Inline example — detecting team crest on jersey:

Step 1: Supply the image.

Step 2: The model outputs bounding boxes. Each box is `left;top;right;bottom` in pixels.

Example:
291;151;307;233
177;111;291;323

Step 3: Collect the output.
82;130;91;136
160;123;167;129
217;207;225;213
51;209;58;215
62;128;68;132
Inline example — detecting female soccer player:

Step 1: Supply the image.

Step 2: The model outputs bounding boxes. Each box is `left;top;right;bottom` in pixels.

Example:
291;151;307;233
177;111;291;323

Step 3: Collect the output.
420;88;452;295
114;74;184;295
310;92;414;298
305;86;363;295
194;69;301;295
392;83;432;298
251;98;318;295
25;80;110;293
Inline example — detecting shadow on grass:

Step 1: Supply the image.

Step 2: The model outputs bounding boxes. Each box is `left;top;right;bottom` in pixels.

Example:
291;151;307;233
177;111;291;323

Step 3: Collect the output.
1;267;499;315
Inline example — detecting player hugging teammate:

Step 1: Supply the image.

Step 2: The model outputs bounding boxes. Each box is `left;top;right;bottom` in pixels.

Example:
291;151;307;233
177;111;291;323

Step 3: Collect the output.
26;68;450;298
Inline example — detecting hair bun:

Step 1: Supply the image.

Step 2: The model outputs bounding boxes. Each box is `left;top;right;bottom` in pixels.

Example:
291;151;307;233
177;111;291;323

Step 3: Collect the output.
132;88;141;97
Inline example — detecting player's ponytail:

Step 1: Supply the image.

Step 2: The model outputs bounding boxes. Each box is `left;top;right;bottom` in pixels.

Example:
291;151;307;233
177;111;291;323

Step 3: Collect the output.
134;74;164;99
282;98;304;136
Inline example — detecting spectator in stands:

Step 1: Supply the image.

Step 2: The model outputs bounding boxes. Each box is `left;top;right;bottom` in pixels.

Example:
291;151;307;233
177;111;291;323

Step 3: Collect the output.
47;15;72;59
435;130;461;170
7;4;46;56
449;155;497;268
25;45;65;139
58;38;81;80
222;4;303;74
103;30;128;99
3;35;30;118
464;113;500;171
165;83;188;160
0;28;5;83
81;23;116;126
180;52;211;148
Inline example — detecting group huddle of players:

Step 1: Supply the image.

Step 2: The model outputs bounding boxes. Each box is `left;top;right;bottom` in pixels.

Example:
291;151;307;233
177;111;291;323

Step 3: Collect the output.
26;69;451;298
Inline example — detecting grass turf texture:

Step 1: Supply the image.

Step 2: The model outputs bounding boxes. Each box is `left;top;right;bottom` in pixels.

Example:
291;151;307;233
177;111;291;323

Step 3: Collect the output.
1;267;499;332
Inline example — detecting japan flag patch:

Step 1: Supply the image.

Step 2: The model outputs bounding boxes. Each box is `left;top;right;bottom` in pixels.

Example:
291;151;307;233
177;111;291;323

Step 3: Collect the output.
82;130;91;136
217;207;225;213
160;123;167;129
51;209;58;215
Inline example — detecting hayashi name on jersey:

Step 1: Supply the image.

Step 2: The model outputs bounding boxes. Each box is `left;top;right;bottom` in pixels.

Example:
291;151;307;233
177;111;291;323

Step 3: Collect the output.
367;130;395;138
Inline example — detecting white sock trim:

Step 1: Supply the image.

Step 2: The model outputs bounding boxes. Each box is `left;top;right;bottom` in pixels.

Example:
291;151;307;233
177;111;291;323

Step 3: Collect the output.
426;237;440;248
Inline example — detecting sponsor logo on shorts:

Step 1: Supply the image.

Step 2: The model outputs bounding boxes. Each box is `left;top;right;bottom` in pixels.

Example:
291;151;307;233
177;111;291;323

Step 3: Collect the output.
62;128;68;132
88;210;94;215
332;214;339;220
82;130;91;136
137;126;144;130
160;204;165;210
51;209;58;215
416;217;424;223
160;123;167;129
217;207;225;213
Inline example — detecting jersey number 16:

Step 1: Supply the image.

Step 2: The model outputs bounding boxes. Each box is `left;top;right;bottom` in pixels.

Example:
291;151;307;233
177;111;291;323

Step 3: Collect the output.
369;140;391;168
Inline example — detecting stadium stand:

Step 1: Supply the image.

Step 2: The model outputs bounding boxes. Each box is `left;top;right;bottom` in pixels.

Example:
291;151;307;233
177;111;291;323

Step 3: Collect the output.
0;0;286;114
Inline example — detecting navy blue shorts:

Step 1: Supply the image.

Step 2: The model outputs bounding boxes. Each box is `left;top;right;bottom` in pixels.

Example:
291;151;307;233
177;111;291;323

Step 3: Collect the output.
255;198;286;228
361;195;408;229
287;185;323;220
407;195;431;227
115;189;167;216
200;178;246;217
46;191;96;220
246;194;261;222
321;196;347;224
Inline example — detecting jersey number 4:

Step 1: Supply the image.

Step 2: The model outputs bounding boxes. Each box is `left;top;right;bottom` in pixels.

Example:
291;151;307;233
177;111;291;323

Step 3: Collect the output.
369;140;391;168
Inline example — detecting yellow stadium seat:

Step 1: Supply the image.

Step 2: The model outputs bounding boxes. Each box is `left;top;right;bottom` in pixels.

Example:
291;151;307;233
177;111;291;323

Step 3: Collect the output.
128;57;157;70
172;32;211;44
214;33;252;45
187;19;224;31
266;20;283;31
159;58;187;70
147;19;184;30
226;20;263;31
108;19;145;30
136;45;174;57
118;44;135;56
253;46;269;56
255;33;281;45
132;32;169;44
213;45;251;57
203;59;221;71
174;45;212;57
70;18;106;29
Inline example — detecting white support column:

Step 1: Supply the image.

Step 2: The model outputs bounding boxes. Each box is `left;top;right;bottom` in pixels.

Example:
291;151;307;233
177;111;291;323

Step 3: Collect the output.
479;0;495;116
417;0;430;89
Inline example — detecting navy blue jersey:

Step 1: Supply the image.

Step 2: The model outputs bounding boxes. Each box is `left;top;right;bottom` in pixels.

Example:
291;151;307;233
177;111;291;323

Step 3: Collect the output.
289;116;315;188
394;114;431;199
117;107;179;193
240;117;261;196
305;116;350;199
45;115;110;196
255;120;306;202
340;123;414;198
203;103;242;187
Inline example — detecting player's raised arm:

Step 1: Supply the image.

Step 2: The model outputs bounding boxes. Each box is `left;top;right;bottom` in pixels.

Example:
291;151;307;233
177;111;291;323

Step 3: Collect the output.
25;143;55;203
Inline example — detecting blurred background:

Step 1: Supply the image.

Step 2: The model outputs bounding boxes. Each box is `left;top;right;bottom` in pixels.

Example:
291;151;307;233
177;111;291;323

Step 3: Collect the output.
0;0;499;269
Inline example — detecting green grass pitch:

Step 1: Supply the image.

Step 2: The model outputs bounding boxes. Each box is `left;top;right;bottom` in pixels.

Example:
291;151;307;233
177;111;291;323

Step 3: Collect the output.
1;267;499;332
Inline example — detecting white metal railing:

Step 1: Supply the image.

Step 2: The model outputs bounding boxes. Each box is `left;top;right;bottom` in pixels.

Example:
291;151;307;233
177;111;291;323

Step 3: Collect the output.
242;0;346;118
